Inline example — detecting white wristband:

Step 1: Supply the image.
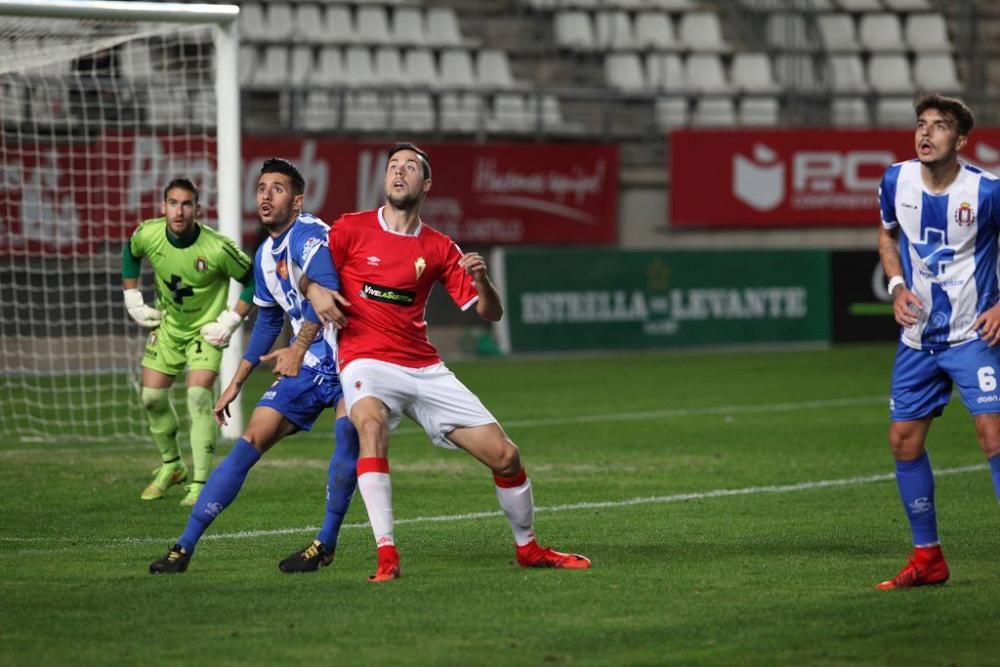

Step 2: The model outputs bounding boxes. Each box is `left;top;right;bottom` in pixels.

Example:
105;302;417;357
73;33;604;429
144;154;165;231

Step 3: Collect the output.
887;275;905;295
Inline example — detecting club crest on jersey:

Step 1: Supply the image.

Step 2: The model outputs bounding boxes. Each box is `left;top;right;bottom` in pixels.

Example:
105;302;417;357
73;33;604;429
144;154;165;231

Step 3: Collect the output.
367;256;381;266
195;257;207;272
415;257;426;279
276;258;288;280
955;202;975;226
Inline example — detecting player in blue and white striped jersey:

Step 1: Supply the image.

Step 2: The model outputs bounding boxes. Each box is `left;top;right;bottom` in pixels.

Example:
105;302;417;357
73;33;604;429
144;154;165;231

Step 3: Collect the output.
876;93;1000;590
150;158;358;575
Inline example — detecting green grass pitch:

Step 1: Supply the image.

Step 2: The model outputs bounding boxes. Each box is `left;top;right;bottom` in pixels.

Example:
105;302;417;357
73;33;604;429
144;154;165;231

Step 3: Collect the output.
1;343;997;666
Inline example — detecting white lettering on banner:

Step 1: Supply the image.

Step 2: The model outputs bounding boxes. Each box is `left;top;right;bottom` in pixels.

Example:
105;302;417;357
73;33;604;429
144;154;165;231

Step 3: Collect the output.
473;158;606;203
522;287;808;330
732;144;896;212
128;138;215;211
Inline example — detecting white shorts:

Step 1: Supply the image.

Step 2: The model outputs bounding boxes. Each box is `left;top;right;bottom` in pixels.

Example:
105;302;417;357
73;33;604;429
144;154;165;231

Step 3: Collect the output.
340;358;497;449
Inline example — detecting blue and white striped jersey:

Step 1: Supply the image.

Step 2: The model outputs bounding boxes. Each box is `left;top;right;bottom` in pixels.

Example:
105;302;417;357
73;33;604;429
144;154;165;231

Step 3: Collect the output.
253;212;337;374
879;159;1000;350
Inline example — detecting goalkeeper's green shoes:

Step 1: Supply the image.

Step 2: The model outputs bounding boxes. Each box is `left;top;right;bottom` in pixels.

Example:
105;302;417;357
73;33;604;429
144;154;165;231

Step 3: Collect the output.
179;482;204;507
141;462;188;500
149;544;191;574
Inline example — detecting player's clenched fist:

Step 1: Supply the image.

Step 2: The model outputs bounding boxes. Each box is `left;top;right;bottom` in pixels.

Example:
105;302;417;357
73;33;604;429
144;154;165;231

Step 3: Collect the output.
123;288;161;328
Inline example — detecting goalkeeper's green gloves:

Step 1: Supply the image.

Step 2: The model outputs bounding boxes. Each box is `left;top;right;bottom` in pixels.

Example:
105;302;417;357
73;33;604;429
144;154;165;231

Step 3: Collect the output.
123;288;161;328
200;310;243;348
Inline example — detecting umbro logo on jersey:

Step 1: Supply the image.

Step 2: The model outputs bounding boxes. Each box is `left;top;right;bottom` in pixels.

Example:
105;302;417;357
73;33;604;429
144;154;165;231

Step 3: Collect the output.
361;282;416;306
901;202;918;210
367;256;381;266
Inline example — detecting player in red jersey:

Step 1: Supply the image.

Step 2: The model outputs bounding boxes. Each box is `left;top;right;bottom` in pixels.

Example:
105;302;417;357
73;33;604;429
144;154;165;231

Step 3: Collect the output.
319;143;590;581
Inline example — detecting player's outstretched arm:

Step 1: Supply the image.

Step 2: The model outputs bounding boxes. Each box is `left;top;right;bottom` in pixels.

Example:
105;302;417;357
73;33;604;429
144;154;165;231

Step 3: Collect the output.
301;278;350;329
459;252;504;322
215;359;254;426
261;319;322;378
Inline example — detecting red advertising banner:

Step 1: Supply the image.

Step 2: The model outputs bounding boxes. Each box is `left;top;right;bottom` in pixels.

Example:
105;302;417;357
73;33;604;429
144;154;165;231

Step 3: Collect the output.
0;136;617;254
669;129;1000;227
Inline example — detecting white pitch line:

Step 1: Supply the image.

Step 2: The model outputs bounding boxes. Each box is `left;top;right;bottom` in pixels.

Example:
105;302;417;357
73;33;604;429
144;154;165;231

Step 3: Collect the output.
4;395;887;454
1;462;985;546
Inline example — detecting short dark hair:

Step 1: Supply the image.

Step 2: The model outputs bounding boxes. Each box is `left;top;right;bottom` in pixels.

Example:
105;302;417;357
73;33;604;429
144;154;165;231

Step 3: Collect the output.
915;93;975;136
260;158;306;196
163;178;198;204
387;142;431;180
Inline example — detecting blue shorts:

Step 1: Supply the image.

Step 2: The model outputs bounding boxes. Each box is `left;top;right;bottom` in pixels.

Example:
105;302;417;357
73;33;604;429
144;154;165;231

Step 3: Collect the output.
890;339;1000;421
256;368;344;432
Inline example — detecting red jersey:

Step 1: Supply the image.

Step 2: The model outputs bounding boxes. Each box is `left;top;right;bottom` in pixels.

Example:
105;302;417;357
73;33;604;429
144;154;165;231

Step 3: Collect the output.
329;207;479;370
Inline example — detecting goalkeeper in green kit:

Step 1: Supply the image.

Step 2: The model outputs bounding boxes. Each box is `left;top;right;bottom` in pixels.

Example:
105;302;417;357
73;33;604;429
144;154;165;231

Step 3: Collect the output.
122;178;255;506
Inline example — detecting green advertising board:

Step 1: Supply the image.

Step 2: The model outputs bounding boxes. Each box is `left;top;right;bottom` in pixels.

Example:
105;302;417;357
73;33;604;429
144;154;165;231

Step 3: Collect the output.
492;248;831;352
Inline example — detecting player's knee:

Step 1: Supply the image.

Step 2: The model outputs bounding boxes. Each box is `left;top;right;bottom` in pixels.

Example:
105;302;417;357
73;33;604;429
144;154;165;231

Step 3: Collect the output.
141;386;170;414
887;428;924;460
186;386;214;416
493;439;521;475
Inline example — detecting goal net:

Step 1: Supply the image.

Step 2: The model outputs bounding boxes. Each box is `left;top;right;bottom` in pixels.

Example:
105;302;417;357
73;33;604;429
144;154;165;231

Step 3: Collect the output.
0;1;243;444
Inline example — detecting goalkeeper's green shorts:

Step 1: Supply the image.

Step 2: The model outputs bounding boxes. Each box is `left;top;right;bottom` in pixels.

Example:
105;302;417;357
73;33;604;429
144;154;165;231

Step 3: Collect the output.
141;325;223;377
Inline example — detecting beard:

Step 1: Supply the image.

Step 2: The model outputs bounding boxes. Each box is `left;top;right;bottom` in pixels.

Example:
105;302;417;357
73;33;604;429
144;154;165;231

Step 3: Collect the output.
258;203;296;233
386;190;420;211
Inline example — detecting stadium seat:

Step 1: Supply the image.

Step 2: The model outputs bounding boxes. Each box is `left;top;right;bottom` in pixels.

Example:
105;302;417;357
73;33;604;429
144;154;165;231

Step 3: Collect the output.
404;49;439;89
374;47;406;87
867;54;913;94
876;97;916;126
678;12;730;51
120;41;153;81
439;49;477;89
913;54;960;93
238;4;268;42
654;96;688;130
266;4;294;42
646;53;685;91
356;7;391;45
0;81;26;124
301;91;339;131
904;14;951;52
633;12;678;51
391;7;425;47
554;11;595;51
289;46;314;86
858;13;905;52
293;5;328;43
477;50;516;89
325;6;357;45
238;45;256;86
344;46;375;87
831;97;870;126
766;13;811;51
605;53;647;92
836;0;885;10
739;97;780;126
730;53;779;93
684;54;731;93
539;94;578;132
310;47;348;86
816;13;861;52
884;0;932;9
390;91;435;132
427;8;466;47
594;11;634;51
646;0;696;8
773;54;820;90
691;97;736;126
488;92;535;133
253;46;288;87
343;91;387;131
439;92;482;132
826;54;869;92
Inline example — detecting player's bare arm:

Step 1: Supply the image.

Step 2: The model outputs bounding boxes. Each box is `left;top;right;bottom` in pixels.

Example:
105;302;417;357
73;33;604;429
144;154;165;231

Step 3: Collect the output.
459;252;504;321
214;359;255;426
261;319;322;377
878;225;923;327
299;276;350;329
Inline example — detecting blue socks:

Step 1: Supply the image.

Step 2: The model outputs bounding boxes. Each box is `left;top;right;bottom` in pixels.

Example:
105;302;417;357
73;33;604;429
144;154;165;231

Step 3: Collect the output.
316;417;360;548
178;438;261;553
989;453;1000;501
895;451;939;546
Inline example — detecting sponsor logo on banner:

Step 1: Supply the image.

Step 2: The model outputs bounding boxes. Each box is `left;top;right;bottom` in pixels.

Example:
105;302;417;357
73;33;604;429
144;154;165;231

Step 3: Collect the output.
669;130;1000;227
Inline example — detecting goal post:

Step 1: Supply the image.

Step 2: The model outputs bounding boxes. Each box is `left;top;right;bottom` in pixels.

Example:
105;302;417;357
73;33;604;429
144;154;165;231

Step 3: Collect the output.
0;0;245;444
